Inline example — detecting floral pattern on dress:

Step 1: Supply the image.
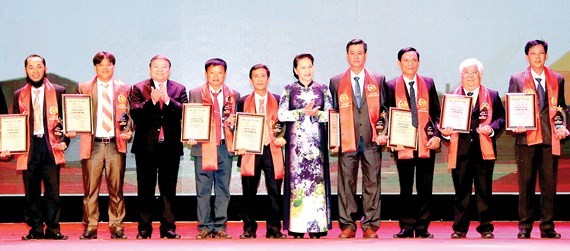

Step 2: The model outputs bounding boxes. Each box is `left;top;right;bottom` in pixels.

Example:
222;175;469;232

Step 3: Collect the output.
278;81;332;233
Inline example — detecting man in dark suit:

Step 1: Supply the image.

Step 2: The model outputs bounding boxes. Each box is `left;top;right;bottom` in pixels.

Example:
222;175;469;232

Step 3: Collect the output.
235;64;287;239
386;47;441;239
508;40;569;239
329;39;387;239
3;54;70;240
187;58;240;239
441;58;505;239
129;55;187;239
76;52;131;240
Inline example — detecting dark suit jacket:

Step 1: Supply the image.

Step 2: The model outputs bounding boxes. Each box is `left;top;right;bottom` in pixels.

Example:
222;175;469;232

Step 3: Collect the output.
0;85;8;115
129;79;187;155
235;92;283;167
508;70;566;146
13;82;69;163
329;71;387;150
188;85;240;157
454;88;505;156
385;75;441;138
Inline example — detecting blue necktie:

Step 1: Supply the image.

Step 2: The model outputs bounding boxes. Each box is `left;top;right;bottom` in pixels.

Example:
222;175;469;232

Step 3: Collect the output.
409;81;418;128
536;78;545;110
354;76;362;109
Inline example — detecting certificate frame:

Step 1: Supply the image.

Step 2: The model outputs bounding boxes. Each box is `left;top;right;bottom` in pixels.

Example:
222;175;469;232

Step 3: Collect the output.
387;107;418;149
62;94;93;133
440;94;473;133
328;110;340;149
181;103;212;142
232;112;265;154
0;114;29;153
505;93;537;130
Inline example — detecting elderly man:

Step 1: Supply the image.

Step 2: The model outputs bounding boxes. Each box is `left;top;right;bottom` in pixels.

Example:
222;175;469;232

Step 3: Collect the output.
441;58;505;239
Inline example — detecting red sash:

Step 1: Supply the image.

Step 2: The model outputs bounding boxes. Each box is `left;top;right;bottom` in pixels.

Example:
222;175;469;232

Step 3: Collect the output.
523;66;561;155
78;78;130;159
200;83;236;171
447;86;495;169
16;80;65;170
337;69;380;153
240;93;284;179
394;75;430;159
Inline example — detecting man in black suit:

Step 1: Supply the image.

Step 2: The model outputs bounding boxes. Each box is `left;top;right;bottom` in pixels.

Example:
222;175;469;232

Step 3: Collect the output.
508;40;569;239
329;39;387;239
441;58;505;239
3;54;70;240
187;58;239;239
235;64;287;239
129;55;188;239
386;47;441;238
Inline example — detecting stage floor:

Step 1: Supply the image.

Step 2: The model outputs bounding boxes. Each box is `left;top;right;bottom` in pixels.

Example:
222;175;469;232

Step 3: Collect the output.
1;221;570;251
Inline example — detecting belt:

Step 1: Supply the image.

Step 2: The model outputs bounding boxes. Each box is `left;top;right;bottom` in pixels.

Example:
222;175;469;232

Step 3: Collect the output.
94;137;115;143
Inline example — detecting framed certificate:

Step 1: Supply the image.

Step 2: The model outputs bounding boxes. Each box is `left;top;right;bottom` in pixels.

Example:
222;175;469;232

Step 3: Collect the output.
440;94;473;133
387;108;417;149
505;93;536;129
0;114;29;153
62;94;93;133
181;103;212;142
328;110;340;149
233;112;265;154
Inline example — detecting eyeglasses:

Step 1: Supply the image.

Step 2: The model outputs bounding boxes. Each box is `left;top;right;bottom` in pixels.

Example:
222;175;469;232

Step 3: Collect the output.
462;71;479;76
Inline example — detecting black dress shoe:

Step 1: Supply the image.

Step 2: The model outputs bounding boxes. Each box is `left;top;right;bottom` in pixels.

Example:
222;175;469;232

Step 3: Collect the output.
308;233;321;239
239;231;256;239
266;231;287;239
393;229;414;238
111;230;127;239
79;229;97;240
160;230;181;239
44;232;68;240
415;230;434;238
136;230;151;239
290;232;304;239
517;229;531;239
451;232;466;239
541;229;561;239
22;232;44;240
480;231;494;239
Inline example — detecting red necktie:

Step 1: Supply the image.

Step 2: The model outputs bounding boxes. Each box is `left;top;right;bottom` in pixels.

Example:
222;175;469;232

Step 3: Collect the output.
158;82;165;142
212;91;222;145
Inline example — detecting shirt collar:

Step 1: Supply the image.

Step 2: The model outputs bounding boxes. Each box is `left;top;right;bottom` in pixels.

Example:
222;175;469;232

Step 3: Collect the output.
530;69;546;84
403;75;417;85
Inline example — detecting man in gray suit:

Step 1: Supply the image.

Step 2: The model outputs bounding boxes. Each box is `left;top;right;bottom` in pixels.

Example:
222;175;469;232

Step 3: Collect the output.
329;39;387;239
187;58;240;239
508;40;568;239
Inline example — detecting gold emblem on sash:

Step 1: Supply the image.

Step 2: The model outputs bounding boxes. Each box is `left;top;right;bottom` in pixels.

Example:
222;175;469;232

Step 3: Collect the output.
367;84;377;93
398;100;408;109
551;97;557;106
524;89;534;94
49;106;58;116
418;98;427;109
118;94;127;104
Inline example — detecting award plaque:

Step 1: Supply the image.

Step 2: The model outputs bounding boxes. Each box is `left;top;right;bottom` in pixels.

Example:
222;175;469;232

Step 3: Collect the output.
505;93;537;130
233;112;265;154
440;94;473;133
328;110;340;149
181;104;212;142
62;94;93;133
387;107;417;149
0;114;29;153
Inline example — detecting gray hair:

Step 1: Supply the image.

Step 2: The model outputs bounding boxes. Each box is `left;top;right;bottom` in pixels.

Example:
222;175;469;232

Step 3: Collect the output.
459;58;484;75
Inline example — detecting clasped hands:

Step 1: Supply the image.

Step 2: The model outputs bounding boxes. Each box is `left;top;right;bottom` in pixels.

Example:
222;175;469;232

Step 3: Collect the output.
151;86;169;104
